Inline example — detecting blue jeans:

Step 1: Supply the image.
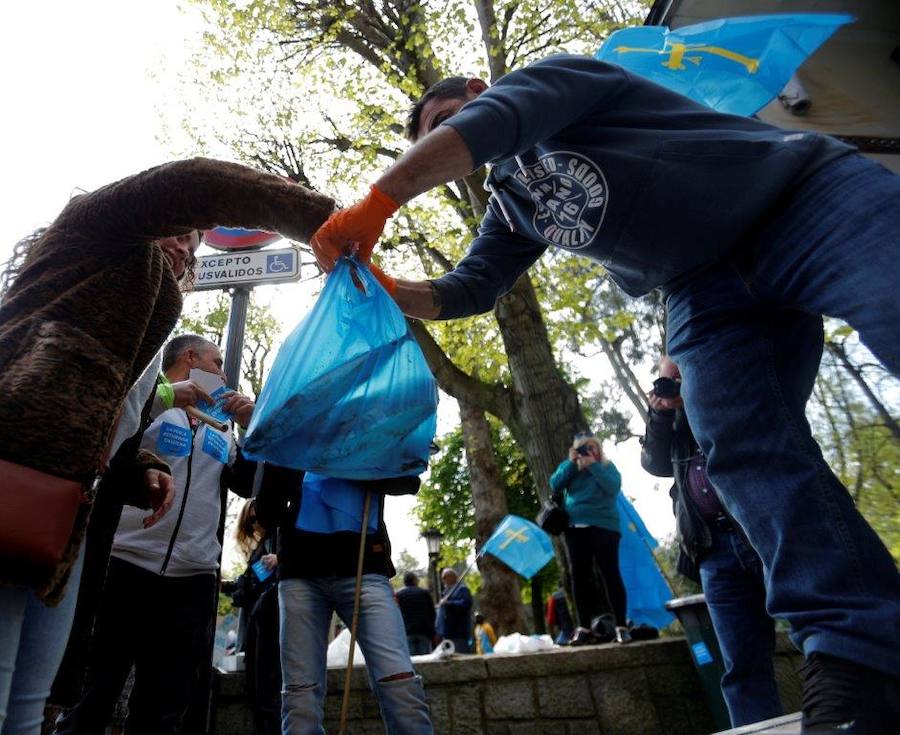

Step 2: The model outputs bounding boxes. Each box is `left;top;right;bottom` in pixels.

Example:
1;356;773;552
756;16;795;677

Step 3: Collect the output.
667;153;900;676
278;575;433;735
405;636;432;657
700;527;782;727
0;549;85;734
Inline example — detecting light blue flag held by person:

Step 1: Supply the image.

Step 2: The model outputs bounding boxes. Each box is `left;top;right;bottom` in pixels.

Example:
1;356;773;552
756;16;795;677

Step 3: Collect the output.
596;13;854;116
481;515;554;580
616;494;676;630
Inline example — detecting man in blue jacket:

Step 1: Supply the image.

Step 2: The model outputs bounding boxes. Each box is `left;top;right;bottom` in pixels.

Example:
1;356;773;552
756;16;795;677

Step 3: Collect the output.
438;568;473;653
312;55;900;733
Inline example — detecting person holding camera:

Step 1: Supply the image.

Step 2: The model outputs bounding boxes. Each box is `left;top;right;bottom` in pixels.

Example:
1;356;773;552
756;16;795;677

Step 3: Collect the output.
549;433;629;646
641;356;782;727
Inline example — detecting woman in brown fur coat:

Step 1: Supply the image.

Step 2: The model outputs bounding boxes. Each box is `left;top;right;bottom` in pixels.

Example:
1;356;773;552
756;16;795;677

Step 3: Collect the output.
0;157;334;734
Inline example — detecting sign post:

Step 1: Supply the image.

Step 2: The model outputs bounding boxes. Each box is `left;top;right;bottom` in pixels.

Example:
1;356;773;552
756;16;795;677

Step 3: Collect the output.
223;286;250;390
199;229;299;391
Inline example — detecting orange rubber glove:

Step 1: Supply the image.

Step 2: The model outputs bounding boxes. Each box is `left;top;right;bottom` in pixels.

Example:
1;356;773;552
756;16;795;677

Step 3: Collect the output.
311;184;399;272
367;263;398;296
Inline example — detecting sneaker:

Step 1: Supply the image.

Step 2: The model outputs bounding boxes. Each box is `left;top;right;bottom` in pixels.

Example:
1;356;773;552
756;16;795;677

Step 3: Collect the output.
590;613;617;643
568;628;598;646
800;652;900;734
615;626;632;644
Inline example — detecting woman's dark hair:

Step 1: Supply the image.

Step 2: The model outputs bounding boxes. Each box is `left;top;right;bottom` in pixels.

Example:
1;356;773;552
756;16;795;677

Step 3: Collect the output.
2;227;203;300
179;230;202;292
1;227;49;302
235;498;264;560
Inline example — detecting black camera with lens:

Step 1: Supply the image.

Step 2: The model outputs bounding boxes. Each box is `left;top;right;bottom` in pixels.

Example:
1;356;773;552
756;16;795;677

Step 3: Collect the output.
576;445;592;457
652;377;681;399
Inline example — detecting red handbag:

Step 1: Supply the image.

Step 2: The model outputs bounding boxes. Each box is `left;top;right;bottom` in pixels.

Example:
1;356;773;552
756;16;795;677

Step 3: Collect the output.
0;459;86;575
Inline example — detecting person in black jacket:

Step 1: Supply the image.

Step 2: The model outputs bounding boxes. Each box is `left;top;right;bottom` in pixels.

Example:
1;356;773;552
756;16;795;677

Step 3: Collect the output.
254;467;433;735
232;498;281;735
310;55;900;733
641;356;782;728
395;573;436;656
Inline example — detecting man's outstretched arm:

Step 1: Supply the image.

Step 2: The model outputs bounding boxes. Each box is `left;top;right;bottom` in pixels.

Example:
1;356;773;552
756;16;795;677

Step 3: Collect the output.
392;279;443;321
374;126;475;207
311;126;474;271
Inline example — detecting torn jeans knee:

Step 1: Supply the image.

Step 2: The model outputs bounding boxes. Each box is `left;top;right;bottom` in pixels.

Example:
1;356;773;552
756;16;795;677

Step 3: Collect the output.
377;671;415;683
284;682;319;692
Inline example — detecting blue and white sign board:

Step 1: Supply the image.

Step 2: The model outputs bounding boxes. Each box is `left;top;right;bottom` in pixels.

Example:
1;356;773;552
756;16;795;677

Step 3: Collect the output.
194;246;301;291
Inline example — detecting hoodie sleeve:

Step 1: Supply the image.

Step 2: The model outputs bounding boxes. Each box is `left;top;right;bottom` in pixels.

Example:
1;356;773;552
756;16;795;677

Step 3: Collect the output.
359;476;421;497
442;55;627;168
222;445;258;499
254;464;303;533
431;204;546;319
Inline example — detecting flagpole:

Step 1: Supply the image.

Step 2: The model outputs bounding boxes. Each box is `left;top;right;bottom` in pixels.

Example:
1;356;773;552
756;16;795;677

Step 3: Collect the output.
338;491;372;735
639;530;677;594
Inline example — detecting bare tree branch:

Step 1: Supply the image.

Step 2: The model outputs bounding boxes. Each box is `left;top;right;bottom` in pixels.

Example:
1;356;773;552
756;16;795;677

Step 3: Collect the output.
827;341;900;441
474;0;508;81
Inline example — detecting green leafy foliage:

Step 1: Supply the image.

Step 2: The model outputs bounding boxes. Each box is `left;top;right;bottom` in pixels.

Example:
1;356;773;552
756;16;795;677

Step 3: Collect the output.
177;291;281;397
810;335;900;560
415;418;539;554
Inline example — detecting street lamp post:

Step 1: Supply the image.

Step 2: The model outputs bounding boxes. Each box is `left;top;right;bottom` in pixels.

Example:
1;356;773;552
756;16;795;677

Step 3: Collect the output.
422;529;443;604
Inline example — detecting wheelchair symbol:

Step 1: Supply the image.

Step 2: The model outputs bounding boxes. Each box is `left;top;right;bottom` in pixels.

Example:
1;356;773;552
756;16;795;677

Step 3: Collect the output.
266;254;292;274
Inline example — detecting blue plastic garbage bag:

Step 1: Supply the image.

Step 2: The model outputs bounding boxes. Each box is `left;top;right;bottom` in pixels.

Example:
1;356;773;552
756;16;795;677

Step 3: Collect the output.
243;258;438;479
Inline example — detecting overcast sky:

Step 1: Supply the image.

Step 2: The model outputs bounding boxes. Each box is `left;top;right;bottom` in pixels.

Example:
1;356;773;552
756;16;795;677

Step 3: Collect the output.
3;1;676;573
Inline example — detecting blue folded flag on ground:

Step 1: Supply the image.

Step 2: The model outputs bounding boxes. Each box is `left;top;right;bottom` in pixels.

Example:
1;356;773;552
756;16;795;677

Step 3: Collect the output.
616;495;675;630
596;13;853;116
481;515;554;580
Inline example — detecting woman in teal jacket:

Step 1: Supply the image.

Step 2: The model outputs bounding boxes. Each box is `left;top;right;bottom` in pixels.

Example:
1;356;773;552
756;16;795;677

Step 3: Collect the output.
550;433;629;645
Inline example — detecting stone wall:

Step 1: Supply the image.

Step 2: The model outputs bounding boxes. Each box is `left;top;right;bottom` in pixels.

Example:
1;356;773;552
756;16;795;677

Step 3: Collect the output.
212;635;803;734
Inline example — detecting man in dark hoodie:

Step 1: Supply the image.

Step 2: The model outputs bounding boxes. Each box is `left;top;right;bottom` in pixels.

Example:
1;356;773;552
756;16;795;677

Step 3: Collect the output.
310;55;900;733
641;356;781;728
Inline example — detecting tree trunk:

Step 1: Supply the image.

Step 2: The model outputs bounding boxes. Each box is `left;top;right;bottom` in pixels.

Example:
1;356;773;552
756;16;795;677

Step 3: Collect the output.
458;400;525;635
493;277;586;594
494;276;589;502
600;337;649;424
408;274;583;592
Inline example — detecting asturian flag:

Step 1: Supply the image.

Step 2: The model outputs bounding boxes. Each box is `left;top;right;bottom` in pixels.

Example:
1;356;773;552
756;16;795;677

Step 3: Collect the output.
596;13;853;116
481;515;554;580
616;494;675;630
